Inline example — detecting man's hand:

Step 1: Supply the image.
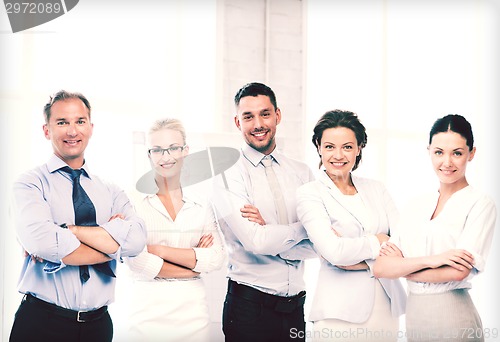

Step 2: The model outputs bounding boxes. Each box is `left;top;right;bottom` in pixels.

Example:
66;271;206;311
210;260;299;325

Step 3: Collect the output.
23;250;43;263
109;213;125;221
240;204;266;226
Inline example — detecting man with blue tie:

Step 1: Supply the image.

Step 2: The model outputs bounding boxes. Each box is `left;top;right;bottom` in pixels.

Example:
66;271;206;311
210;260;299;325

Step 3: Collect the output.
9;90;147;342
213;82;316;342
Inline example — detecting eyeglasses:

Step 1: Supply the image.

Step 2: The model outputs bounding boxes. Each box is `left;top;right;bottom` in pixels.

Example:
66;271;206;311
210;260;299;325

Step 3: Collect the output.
148;145;186;157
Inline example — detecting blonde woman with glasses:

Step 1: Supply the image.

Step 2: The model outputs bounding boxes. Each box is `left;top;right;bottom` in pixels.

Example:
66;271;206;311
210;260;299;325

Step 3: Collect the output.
125;118;225;342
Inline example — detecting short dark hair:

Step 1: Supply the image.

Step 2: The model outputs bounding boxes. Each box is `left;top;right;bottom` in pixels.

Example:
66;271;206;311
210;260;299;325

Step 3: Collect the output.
43;90;91;123
429;114;474;151
312;110;367;171
234;82;278;110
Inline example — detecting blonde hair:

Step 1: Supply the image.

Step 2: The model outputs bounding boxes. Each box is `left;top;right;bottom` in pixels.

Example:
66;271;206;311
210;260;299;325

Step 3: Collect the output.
149;118;186;144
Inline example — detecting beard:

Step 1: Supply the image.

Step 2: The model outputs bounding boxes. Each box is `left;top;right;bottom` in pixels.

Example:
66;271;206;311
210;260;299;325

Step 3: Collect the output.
248;137;275;154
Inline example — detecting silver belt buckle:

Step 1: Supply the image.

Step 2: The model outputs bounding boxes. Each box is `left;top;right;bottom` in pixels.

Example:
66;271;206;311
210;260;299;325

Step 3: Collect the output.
77;310;86;323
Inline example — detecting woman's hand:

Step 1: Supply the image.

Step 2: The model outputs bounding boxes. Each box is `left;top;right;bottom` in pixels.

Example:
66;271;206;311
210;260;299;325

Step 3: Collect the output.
240;204;266;225
336;261;369;271
379;241;403;257
331;226;342;237
428;249;474;271
375;233;390;245
196;233;214;248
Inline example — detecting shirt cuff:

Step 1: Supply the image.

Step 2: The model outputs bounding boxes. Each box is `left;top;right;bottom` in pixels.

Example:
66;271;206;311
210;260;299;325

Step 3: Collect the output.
130;253;164;280
365;259;375;278
100;218;128;245
470;251;486;272
108;246;122;262
192;247;210;273
292;222;308;242
56;230;82;260
367;235;381;260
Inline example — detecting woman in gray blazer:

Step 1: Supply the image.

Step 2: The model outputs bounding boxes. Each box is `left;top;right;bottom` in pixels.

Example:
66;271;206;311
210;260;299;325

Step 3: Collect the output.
296;110;406;341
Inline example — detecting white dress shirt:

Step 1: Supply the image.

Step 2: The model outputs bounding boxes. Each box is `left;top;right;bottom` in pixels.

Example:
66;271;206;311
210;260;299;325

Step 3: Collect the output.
126;187;225;280
212;145;316;296
392;186;496;294
297;171;406;323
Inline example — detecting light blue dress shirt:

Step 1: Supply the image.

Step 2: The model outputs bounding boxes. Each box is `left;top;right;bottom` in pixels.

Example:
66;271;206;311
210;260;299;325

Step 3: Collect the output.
12;154;146;311
212;145;316;297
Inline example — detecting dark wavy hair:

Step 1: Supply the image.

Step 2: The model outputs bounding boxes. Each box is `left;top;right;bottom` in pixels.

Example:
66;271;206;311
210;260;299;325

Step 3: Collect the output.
429;114;474;151
312;110;367;170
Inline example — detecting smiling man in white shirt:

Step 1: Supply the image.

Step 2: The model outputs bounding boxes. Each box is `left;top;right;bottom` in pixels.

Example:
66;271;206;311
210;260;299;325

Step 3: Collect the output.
212;82;316;342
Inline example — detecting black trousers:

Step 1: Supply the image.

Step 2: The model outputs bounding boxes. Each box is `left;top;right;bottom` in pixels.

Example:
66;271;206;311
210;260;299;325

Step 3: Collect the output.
9;295;113;342
223;280;306;342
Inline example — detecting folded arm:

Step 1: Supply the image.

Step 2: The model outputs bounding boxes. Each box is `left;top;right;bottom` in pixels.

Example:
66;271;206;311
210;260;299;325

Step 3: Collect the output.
213;174;307;256
61;243;111;265
127;244;201;280
156;260;200;279
332;228;389;270
98;186;147;257
147;235;207;270
68;225;119;255
127;211;223;280
405;266;471;283
296;185;381;266
240;204;316;261
373;242;474;281
58;214;127;264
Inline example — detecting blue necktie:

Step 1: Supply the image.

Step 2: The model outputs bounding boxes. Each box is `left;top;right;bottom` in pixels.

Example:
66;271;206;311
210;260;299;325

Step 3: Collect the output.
61;167;115;282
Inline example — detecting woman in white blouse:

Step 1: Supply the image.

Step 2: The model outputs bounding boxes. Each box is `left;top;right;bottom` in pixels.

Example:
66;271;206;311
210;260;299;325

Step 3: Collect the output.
125;118;225;342
374;114;496;342
296;110;406;341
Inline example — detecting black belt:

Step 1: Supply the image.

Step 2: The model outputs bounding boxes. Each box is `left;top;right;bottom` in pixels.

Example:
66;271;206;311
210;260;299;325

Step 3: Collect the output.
227;280;306;313
23;294;108;323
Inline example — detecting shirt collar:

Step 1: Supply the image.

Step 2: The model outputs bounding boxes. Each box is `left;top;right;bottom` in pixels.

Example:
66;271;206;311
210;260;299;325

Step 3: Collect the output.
319;169;358;190
241;144;283;167
143;185;202;208
47;154;92;178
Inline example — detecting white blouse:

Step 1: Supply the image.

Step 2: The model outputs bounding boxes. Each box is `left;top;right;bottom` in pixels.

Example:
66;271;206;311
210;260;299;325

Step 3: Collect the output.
126;188;225;281
340;193;370;230
394;186;496;294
